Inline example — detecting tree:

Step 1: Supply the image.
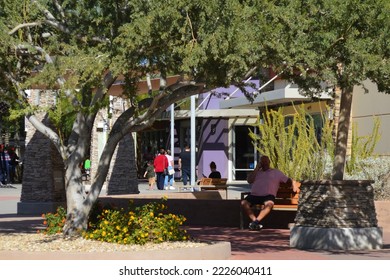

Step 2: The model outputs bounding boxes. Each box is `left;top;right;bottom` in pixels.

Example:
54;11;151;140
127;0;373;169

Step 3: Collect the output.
262;0;390;180
0;0;270;235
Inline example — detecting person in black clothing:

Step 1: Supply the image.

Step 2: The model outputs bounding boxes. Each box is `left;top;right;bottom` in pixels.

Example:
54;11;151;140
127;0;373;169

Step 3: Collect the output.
8;147;19;183
0;145;11;184
178;144;191;186
208;161;221;179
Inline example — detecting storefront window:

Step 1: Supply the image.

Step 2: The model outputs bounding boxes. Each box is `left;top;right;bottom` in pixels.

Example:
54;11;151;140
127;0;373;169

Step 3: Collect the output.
233;125;257;180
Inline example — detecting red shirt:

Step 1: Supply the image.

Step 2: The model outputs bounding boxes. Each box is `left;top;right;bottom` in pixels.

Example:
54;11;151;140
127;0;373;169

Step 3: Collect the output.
153;154;168;172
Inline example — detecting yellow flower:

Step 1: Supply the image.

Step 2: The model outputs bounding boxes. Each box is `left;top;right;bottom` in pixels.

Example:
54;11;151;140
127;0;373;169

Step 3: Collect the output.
102;231;106;236
116;226;121;230
123;227;128;233
89;234;94;238
149;212;154;217
104;220;109;225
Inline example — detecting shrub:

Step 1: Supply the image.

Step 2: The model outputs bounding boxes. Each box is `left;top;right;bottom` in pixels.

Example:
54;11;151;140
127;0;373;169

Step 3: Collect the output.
84;198;189;245
41;206;66;235
249;103;334;180
345;156;390;200
41;198;190;245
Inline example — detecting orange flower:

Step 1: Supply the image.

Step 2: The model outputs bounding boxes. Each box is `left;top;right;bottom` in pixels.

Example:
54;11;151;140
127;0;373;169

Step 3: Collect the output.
43;220;47;225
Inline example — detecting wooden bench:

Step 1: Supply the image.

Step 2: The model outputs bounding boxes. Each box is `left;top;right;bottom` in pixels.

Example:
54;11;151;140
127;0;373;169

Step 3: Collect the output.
198;178;228;199
239;182;300;229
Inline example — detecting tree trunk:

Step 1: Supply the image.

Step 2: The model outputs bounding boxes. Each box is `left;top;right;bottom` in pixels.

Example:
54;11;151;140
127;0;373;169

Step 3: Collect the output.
332;86;353;180
62;162;92;236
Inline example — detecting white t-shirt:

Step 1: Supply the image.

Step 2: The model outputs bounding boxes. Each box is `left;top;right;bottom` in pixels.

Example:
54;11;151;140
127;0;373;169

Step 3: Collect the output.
250;169;289;196
165;154;173;167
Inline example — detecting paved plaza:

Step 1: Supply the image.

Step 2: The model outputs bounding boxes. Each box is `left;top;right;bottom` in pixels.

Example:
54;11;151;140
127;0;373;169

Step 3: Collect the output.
1;182;390;260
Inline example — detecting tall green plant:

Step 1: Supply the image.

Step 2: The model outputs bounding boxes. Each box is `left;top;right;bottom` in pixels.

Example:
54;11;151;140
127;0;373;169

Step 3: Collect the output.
249;104;334;180
346;117;381;174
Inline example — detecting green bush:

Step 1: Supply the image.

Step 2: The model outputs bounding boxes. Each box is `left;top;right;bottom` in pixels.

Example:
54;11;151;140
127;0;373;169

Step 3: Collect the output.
41;198;190;245
41;206;67;235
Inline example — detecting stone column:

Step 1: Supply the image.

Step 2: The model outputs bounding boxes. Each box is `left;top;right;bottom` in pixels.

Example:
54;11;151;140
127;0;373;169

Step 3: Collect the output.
18;114;66;214
106;133;139;195
290;180;383;250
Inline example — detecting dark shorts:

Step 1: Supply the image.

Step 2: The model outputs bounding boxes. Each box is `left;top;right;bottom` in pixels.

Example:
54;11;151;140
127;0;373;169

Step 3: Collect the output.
244;194;275;206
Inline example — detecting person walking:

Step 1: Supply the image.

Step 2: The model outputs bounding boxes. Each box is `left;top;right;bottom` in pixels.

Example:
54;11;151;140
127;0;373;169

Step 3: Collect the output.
153;148;168;190
164;149;175;190
178;144;191;188
241;155;299;230
143;160;156;190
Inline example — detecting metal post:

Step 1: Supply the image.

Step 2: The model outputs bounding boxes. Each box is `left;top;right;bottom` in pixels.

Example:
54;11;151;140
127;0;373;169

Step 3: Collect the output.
190;95;196;187
170;104;175;161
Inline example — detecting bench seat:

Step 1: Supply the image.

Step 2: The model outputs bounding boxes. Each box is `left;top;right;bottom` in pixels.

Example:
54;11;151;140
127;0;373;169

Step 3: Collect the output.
199;178;228;199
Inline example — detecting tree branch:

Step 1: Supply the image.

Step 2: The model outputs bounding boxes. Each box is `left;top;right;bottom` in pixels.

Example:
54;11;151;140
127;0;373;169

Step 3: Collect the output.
26;113;66;160
8;22;41;35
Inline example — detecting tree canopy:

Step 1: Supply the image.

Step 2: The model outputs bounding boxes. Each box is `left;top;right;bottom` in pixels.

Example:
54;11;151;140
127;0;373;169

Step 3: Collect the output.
261;0;390;179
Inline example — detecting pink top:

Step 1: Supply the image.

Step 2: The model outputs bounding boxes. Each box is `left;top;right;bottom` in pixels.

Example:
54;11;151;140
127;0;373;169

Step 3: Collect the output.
250;169;289;196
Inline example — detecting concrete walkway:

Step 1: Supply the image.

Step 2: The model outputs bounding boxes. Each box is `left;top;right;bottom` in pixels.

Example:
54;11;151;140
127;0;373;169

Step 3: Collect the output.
1;182;390;260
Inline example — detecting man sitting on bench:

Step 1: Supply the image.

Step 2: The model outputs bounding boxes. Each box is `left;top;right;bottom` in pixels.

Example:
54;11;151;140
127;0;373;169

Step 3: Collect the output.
241;155;299;230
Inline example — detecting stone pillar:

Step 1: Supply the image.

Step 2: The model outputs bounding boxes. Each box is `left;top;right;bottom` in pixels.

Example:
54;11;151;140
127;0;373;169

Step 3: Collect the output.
18;114;66;214
106;133;139;195
290;180;383;250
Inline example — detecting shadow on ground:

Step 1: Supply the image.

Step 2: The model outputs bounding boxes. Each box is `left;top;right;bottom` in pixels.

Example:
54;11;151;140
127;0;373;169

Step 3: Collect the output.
0;214;44;234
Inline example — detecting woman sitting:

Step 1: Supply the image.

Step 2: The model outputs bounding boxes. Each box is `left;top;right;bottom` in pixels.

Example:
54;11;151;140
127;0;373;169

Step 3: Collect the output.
208;161;221;179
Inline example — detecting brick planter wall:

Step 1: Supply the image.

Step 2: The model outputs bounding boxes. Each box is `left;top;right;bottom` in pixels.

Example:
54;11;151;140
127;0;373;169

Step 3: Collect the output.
290;180;383;250
295;180;378;228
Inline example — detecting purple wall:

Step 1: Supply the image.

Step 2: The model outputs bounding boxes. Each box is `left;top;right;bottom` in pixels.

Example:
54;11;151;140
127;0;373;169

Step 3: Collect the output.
196;79;260;179
198;118;228;179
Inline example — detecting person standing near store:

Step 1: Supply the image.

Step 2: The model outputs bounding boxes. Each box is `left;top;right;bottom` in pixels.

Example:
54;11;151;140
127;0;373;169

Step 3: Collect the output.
164;149;175;190
0;145;11;185
153;148;168;190
178;144;191;187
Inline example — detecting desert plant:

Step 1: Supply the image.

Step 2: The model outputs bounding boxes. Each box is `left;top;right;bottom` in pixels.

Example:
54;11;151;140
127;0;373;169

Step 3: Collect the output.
249;103;334;180
346;118;381;174
345;156;390;200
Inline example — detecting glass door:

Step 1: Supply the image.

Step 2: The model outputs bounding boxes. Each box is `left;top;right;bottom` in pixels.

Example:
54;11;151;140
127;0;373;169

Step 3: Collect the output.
232;125;258;180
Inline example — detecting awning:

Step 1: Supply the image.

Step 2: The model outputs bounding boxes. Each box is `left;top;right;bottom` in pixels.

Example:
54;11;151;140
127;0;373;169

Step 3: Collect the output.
219;86;332;109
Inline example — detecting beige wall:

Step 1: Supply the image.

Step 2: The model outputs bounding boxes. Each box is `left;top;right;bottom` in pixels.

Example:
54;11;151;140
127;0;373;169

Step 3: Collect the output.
352;80;390;156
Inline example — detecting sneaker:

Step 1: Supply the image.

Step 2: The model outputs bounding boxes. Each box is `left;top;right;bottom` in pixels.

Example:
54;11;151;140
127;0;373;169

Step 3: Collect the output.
169;186;175;190
164;186;168;190
249;221;263;231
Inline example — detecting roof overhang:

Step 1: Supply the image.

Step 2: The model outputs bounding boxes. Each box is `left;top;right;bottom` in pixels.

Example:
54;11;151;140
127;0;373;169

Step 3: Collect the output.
159;109;259;120
219;87;332;109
